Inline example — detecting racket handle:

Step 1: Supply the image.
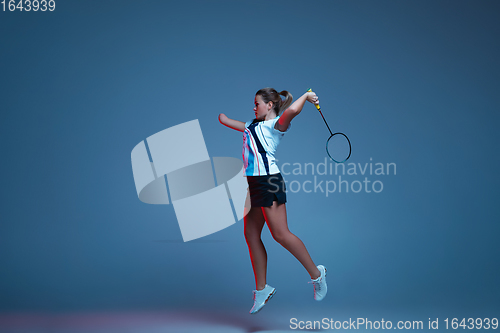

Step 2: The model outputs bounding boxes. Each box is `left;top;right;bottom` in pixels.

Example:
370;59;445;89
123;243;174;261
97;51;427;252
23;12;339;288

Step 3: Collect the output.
307;88;321;110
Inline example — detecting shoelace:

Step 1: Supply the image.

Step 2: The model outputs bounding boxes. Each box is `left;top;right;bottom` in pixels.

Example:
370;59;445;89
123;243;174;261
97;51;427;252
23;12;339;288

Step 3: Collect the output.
308;277;322;292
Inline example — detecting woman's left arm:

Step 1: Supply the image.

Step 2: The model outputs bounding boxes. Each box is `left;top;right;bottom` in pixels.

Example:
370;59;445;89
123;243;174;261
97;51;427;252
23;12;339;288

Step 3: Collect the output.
275;91;318;132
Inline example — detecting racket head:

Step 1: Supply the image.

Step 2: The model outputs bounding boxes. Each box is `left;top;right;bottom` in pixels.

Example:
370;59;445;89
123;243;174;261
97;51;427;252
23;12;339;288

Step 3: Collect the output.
326;132;352;163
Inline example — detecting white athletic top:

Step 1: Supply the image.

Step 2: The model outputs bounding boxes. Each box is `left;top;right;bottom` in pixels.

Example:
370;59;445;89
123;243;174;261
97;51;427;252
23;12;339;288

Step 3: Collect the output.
242;115;292;176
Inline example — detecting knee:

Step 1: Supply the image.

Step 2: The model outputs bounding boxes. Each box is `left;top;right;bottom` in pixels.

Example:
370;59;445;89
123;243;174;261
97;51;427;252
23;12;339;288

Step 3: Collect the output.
244;228;261;243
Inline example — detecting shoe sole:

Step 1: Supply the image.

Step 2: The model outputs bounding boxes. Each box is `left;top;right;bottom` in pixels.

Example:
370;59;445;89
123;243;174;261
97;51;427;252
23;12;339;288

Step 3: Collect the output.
251;288;276;314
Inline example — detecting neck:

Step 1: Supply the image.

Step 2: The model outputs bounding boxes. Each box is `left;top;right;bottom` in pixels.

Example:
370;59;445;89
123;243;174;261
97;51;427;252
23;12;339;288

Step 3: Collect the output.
264;113;277;121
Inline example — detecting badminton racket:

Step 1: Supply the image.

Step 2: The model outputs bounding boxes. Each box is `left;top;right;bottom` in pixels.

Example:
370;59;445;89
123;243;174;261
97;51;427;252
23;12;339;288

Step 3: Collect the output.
307;88;352;163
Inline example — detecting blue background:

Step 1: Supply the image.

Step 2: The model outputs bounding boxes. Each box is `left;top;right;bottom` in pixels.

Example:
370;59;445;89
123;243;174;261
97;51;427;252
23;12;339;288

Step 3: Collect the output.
1;0;499;331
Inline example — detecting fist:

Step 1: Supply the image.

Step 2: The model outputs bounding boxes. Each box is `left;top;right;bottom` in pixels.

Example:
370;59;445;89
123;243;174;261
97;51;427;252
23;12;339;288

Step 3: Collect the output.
306;91;319;105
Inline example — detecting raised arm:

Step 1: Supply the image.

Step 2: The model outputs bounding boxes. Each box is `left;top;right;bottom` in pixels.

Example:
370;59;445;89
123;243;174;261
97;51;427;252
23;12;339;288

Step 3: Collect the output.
275;91;318;132
219;113;246;132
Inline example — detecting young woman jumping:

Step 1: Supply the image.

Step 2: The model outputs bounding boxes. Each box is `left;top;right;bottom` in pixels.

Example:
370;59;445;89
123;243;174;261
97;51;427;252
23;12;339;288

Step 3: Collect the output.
219;88;327;314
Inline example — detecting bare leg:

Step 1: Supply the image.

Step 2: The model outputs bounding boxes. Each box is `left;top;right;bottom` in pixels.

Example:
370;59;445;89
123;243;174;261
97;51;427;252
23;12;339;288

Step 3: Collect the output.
244;206;268;290
262;201;321;279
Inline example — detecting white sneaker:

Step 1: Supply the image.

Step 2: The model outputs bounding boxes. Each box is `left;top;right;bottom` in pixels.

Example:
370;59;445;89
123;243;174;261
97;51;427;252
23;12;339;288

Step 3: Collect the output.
309;265;327;301
250;284;276;314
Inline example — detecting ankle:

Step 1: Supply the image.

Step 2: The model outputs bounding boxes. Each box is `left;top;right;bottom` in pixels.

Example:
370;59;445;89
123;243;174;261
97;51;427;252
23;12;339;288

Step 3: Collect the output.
311;268;321;280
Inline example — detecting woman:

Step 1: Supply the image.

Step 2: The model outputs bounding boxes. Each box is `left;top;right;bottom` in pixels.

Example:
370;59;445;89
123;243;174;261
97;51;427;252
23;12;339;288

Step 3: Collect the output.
219;88;327;314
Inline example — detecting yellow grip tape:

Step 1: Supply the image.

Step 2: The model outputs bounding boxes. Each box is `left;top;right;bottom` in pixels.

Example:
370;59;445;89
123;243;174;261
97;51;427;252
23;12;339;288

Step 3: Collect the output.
307;88;321;110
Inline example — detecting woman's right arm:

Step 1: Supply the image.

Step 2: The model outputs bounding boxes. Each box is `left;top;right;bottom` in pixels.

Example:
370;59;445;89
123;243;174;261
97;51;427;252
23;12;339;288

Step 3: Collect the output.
219;113;246;132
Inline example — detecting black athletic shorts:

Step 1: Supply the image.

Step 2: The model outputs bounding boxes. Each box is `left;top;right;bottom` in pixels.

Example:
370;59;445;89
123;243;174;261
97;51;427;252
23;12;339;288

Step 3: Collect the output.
247;172;287;207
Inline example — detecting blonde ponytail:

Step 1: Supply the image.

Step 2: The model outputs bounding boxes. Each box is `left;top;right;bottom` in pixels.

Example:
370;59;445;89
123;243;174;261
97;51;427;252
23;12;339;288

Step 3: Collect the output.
278;90;293;114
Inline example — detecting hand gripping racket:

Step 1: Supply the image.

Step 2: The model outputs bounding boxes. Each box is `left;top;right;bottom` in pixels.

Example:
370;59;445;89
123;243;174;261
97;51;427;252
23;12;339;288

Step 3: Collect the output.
307;89;352;163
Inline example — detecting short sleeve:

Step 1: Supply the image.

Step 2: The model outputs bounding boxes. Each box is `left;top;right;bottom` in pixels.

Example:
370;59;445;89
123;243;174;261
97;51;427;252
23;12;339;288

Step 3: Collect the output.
245;119;253;128
272;116;292;134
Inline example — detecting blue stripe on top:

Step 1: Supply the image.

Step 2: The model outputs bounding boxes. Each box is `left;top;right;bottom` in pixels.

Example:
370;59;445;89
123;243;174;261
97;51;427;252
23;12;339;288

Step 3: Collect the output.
244;130;255;175
258;125;269;147
248;120;270;175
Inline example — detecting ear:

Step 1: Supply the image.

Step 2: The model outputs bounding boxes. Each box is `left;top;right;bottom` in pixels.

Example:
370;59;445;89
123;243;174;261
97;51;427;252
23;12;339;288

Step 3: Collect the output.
267;101;274;111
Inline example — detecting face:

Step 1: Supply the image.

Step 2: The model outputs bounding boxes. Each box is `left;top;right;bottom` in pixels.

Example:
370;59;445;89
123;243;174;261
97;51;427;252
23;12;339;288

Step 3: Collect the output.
253;94;272;120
